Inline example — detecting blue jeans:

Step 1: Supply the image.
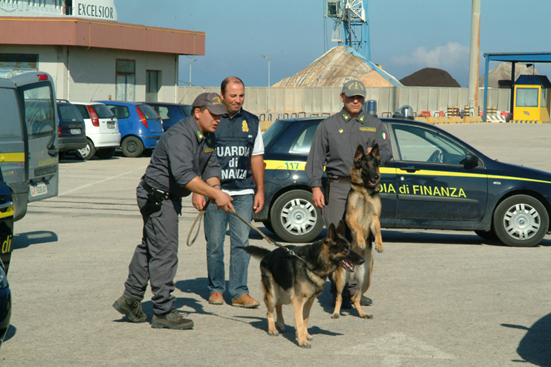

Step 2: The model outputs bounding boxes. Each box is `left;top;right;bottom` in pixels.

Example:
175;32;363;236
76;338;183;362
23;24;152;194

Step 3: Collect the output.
204;194;252;300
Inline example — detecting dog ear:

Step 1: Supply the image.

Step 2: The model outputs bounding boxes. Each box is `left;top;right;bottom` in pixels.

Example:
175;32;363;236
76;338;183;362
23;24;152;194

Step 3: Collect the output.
354;144;365;162
370;143;380;162
336;219;346;238
327;222;337;241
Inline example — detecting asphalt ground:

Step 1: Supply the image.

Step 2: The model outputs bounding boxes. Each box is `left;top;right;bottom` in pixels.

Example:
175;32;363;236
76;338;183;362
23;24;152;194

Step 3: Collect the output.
1;123;550;367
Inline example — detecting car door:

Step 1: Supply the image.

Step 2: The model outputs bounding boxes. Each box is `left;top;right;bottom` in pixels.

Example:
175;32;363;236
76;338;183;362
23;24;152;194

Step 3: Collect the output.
15;76;59;202
389;122;487;222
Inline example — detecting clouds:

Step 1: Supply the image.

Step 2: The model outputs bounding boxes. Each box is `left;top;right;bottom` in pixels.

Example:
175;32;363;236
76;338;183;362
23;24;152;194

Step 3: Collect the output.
390;41;470;70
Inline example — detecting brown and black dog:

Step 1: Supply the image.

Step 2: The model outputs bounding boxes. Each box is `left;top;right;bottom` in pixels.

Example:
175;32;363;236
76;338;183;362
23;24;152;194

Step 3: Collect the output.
245;220;364;348
332;143;383;319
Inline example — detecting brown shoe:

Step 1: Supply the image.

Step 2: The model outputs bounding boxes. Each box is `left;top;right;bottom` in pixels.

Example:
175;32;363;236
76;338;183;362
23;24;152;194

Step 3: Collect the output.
232;294;260;308
209;292;224;305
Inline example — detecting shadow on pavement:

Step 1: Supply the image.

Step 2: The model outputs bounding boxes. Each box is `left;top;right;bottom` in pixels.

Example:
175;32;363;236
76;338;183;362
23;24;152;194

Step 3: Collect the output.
13;231;58;250
503;313;551;366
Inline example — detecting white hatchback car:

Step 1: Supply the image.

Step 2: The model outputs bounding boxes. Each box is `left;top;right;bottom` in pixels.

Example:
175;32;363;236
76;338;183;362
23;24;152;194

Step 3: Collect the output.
72;102;121;160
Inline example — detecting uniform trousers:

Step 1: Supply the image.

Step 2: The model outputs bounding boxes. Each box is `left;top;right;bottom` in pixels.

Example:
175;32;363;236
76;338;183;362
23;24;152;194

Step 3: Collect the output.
124;183;181;316
322;180;359;296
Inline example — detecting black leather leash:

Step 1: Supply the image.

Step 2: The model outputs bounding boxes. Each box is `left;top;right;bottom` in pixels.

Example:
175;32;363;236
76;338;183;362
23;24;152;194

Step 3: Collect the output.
186;199;311;269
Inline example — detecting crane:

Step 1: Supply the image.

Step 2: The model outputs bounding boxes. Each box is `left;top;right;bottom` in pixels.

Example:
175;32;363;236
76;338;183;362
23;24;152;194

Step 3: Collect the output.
326;0;371;60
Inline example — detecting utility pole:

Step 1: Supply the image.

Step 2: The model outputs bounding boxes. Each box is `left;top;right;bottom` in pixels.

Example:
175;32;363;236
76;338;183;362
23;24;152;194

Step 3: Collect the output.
189;59;197;86
467;0;481;116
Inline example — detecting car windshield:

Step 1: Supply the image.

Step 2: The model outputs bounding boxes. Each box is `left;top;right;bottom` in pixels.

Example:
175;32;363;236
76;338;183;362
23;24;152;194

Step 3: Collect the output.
262;120;287;147
93;104;115;118
58;104;83;123
138;104;160;120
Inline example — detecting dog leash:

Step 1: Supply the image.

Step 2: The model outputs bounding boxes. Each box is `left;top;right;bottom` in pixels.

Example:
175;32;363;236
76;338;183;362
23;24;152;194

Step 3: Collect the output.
186;200;311;268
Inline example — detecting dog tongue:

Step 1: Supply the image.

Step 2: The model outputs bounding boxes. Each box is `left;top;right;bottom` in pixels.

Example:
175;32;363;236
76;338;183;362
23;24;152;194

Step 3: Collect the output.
368;181;377;186
341;260;355;272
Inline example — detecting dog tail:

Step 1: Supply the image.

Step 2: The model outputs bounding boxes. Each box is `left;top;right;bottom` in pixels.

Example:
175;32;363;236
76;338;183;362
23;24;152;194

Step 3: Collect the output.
242;245;271;260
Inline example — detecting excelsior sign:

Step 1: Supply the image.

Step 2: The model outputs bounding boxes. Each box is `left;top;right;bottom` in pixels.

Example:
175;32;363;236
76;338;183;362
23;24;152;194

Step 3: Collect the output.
74;0;118;21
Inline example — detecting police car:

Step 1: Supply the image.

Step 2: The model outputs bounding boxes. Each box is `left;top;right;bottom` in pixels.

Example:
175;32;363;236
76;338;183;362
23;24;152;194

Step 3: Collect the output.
253;116;551;247
0;170;13;348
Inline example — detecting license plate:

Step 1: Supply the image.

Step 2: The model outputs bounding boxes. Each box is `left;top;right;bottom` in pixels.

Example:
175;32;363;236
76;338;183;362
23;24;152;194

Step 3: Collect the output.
30;182;48;197
107;122;116;129
70;128;81;135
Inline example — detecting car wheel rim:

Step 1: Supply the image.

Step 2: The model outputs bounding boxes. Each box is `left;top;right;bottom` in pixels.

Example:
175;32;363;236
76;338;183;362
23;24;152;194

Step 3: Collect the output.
78;145;90;156
280;198;317;236
503;203;541;241
127;142;136;153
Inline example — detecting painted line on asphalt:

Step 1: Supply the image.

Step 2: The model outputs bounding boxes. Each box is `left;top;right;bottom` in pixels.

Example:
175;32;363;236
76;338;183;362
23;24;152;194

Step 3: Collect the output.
58;166;147;196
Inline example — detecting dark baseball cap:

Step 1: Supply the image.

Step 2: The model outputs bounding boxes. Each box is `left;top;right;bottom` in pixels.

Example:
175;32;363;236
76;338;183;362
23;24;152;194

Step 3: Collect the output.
191;92;227;115
342;80;367;97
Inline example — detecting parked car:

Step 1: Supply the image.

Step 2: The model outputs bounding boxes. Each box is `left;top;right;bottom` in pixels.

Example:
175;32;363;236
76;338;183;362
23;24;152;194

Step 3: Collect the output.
254;116;551;247
71;102;121;160
0;170;13;349
97;101;164;157
145;102;192;131
56;100;87;154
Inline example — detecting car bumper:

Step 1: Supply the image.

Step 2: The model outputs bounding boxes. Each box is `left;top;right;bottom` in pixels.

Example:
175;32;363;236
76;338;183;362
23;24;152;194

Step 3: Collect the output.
58;136;87;151
88;132;121;149
142;135;162;150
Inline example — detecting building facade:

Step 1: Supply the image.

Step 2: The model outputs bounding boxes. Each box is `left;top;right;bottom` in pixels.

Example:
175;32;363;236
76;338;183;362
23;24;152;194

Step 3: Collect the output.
0;0;204;102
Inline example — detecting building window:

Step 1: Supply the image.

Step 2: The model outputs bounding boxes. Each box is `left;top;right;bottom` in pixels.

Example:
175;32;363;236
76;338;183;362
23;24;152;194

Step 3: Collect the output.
116;59;135;102
146;70;161;102
0;54;38;78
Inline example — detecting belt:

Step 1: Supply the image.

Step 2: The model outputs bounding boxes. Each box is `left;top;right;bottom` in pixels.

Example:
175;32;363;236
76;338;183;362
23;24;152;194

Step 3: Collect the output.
329;176;351;184
142;180;179;201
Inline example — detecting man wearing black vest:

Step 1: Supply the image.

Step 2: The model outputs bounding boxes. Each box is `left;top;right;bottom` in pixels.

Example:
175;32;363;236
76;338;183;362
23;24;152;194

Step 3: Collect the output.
192;77;265;308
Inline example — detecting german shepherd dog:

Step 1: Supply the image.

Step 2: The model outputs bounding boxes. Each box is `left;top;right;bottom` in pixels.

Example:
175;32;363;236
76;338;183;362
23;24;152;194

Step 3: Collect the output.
331;143;383;319
245;220;364;348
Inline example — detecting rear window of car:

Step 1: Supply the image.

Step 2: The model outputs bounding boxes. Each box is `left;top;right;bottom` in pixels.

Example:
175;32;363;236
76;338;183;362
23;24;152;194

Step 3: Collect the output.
180;105;192;117
58;104;84;123
106;105;130;119
262;120;287;147
138;104;160;120
153;106;170;120
93;104;115;118
75;104;90;119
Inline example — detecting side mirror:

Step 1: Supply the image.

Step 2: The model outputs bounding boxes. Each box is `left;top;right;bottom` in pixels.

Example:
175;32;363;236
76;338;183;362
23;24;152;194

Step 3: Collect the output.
461;153;479;169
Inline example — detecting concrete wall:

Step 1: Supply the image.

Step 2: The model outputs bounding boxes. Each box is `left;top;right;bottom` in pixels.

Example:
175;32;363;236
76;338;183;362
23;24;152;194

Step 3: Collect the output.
177;85;511;119
1;45;178;102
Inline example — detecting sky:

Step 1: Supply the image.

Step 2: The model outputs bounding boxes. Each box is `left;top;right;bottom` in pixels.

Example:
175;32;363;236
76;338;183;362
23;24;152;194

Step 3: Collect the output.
115;0;551;88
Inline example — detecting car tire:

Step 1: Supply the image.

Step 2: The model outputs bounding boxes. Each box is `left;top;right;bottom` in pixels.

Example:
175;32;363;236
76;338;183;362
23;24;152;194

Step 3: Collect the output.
262;220;274;234
96;148;116;160
121;136;144;158
493;195;549;247
76;139;96;160
270;190;324;243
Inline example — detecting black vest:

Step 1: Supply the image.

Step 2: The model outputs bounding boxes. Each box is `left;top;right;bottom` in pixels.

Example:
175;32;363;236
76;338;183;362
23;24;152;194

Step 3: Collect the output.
214;110;259;191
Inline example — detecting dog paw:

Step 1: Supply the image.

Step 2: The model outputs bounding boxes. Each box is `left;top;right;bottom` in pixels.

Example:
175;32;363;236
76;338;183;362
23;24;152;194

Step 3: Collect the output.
268;330;280;336
276;322;286;331
360;314;373;319
306;333;313;341
330;313;340;319
376;246;383;253
299;342;311;348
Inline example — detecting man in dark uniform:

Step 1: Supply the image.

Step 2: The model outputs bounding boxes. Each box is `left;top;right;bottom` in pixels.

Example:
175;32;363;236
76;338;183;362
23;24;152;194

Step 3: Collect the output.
113;92;234;330
192;77;264;308
305;79;392;308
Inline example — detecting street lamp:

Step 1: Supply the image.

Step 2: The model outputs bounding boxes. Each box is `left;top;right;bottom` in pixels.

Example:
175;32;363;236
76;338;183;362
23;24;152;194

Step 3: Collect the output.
262;55;270;87
189;59;197;86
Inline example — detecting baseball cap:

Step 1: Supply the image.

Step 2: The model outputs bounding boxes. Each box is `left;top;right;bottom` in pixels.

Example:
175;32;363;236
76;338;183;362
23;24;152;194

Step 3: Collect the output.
191;92;227;115
342;80;367;98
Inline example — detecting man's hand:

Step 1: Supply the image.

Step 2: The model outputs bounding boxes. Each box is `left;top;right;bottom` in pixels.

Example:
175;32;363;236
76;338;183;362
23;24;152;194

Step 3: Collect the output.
192;192;207;211
253;191;264;213
213;190;234;213
312;186;325;209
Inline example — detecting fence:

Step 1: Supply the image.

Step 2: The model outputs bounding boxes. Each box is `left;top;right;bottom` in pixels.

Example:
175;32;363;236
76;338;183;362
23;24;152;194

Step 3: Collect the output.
177;86;511;120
